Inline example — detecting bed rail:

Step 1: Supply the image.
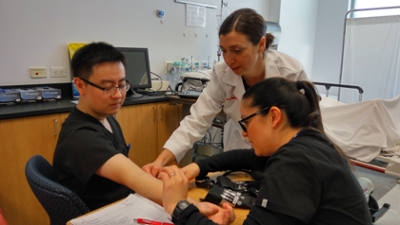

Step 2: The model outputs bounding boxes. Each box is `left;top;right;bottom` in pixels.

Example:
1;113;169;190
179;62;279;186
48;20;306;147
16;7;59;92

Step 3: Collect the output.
313;81;364;101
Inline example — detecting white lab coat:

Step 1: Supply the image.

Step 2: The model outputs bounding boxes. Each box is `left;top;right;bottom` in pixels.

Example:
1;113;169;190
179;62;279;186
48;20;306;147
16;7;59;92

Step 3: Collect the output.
164;49;309;162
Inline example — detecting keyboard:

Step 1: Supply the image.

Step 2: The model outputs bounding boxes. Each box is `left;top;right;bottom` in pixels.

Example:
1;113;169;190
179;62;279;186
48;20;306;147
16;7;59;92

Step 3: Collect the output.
178;91;202;98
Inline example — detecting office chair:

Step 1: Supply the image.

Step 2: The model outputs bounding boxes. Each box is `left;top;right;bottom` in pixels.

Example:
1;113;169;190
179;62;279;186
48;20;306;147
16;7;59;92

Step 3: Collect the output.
25;155;90;225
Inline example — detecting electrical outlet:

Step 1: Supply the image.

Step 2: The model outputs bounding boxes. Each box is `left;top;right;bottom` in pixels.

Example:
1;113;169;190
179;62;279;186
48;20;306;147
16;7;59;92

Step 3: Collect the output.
50;67;67;77
164;60;174;73
30;67;47;78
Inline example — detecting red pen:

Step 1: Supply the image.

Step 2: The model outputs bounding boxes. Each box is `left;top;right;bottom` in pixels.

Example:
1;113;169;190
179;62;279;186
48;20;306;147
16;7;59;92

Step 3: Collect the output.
134;218;174;225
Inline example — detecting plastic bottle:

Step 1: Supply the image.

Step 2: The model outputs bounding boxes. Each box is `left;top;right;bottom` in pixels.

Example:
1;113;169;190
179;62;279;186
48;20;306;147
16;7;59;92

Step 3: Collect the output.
72;80;80;99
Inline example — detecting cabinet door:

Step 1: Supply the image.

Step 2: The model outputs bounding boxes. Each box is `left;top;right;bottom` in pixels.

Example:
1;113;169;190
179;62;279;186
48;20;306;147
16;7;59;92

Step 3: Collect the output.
60;112;69;123
0;114;61;225
116;104;159;167
156;102;181;153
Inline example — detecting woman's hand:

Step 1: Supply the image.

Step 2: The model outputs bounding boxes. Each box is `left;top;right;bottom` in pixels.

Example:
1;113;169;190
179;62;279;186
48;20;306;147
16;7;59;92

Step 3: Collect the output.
142;161;163;177
158;165;189;215
159;166;235;225
181;163;201;180
207;202;236;225
192;201;219;217
194;201;235;225
143;148;176;177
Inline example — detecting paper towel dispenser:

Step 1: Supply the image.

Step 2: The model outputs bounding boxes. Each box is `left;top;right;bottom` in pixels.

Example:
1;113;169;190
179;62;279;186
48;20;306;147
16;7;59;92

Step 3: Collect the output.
266;21;281;50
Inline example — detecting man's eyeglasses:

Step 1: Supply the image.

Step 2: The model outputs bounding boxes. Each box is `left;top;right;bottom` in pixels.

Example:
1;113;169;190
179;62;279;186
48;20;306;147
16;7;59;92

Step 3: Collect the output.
238;106;271;132
79;77;131;96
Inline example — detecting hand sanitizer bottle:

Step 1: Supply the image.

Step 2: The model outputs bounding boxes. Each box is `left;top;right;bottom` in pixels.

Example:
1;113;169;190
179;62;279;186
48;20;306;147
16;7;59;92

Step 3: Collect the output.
72;80;80;99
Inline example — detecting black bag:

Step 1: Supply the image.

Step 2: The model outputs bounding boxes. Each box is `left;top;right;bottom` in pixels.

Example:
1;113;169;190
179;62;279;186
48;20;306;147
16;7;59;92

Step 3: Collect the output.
196;170;262;209
368;195;390;222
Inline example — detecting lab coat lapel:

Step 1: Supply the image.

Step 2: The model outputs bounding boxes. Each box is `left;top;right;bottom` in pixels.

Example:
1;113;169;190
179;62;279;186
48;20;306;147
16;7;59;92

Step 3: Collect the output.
221;69;244;101
265;51;281;78
219;68;244;122
233;78;245;101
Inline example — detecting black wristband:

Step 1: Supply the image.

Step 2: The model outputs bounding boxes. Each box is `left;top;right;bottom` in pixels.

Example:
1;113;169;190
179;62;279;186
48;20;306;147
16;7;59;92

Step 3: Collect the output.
172;204;199;224
195;176;215;188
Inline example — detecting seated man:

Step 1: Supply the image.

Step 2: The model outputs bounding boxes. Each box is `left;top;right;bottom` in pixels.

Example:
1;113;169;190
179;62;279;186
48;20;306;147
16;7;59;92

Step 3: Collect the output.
52;42;163;210
52;42;233;225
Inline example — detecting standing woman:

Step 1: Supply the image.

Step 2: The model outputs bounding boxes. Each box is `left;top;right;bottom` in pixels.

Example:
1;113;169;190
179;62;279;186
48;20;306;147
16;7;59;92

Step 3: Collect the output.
159;77;372;225
144;8;308;176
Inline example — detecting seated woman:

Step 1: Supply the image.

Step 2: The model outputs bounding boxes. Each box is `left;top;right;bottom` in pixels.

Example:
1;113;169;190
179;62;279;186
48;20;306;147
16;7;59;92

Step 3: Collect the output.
158;77;373;225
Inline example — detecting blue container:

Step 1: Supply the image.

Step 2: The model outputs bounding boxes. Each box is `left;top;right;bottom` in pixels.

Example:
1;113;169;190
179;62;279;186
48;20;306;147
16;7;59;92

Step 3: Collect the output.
72;80;80;99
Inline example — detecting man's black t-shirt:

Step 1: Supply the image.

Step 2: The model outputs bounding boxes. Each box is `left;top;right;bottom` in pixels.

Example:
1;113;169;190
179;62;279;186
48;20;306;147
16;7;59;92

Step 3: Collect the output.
53;107;131;210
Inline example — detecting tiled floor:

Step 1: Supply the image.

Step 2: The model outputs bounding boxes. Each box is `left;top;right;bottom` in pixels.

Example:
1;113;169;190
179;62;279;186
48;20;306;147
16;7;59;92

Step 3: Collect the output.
353;166;399;200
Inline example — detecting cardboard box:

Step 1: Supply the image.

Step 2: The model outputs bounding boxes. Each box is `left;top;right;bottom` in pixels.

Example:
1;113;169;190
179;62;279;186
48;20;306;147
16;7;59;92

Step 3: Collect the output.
0;89;21;105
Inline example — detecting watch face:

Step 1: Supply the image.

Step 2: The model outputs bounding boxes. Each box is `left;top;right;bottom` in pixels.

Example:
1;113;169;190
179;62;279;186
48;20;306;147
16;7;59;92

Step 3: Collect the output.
172;200;191;223
177;200;191;210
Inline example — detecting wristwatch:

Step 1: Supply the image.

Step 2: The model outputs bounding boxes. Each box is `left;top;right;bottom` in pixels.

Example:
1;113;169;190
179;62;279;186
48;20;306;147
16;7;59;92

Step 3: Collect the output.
171;200;192;223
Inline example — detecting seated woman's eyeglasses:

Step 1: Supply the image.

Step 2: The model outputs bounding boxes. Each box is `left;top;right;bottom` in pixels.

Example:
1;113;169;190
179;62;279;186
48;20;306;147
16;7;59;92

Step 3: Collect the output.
79;77;131;95
238;106;271;132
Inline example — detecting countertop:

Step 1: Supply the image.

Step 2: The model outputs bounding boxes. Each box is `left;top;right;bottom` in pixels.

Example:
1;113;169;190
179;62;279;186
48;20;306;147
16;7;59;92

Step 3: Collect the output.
0;95;169;120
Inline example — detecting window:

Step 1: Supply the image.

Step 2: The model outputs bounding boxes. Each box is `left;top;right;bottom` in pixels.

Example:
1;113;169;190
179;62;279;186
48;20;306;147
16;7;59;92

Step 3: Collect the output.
349;0;400;18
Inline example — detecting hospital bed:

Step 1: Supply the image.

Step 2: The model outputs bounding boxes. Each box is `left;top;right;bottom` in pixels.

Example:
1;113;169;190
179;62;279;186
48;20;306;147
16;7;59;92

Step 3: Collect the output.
314;82;400;180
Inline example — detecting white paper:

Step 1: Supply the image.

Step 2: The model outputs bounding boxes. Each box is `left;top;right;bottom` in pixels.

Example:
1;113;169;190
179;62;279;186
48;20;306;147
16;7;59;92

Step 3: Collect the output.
70;194;172;225
186;4;206;27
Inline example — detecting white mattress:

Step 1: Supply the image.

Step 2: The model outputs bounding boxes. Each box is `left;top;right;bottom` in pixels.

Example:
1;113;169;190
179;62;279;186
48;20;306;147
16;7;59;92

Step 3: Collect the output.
320;95;400;162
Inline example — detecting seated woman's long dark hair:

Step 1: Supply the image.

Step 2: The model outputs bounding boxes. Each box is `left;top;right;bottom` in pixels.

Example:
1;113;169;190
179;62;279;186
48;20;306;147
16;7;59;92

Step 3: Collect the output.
242;77;349;160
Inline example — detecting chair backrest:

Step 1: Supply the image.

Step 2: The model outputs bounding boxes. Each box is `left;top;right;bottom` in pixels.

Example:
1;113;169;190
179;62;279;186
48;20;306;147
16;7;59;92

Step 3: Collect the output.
25;155;90;225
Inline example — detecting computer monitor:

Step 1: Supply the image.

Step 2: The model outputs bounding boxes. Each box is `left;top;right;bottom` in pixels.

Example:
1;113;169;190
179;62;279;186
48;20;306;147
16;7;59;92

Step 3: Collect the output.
117;47;152;99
